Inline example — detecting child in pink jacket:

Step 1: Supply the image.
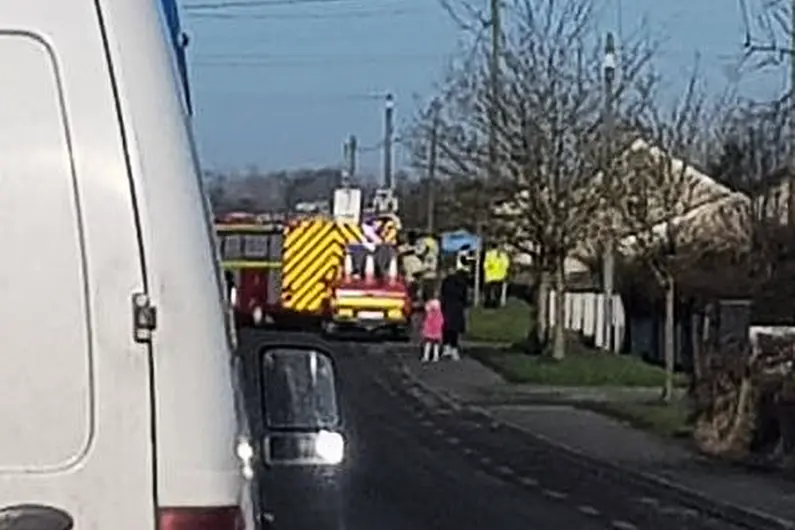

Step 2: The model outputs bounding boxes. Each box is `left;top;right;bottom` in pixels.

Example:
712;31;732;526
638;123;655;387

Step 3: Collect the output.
421;297;444;363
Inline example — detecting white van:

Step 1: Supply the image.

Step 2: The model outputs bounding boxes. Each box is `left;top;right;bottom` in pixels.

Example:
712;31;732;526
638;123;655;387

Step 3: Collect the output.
0;1;248;530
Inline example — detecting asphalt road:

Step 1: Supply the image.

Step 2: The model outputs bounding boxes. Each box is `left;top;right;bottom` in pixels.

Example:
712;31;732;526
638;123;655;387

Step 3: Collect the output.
242;331;748;530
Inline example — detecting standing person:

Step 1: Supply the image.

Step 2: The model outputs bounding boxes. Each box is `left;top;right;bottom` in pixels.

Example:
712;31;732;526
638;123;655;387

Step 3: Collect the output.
420;293;444;363
483;242;501;308
440;266;469;360
483;242;511;308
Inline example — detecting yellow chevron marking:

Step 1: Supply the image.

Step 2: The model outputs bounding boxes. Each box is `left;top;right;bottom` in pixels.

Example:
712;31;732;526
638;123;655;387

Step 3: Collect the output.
283;219;326;262
286;232;342;294
282;220;345;312
291;280;330;313
283;222;336;281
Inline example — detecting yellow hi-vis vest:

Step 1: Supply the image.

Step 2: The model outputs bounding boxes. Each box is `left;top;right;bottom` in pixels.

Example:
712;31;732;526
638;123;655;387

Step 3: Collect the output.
484;249;509;283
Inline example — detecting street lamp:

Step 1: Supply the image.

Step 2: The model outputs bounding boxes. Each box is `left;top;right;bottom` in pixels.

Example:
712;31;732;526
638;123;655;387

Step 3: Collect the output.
602;32;617;353
604;33;616;86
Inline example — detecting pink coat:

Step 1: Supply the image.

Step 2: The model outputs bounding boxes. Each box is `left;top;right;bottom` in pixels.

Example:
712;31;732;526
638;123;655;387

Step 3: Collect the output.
422;299;444;341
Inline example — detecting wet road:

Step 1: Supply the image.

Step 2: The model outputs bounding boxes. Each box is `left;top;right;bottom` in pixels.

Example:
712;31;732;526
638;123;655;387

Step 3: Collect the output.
243;332;748;530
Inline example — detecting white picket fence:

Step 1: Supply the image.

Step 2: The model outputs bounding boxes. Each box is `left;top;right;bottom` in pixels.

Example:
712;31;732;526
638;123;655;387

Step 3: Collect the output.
547;290;626;353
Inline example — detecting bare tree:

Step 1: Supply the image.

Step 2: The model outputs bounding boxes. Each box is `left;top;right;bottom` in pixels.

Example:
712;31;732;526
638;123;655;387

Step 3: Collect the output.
416;0;656;358
616;72;740;401
738;0;793;65
711;96;794;272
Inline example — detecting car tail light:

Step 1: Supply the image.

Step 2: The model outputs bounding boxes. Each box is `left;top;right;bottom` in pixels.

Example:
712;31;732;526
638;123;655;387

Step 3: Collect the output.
159;506;243;530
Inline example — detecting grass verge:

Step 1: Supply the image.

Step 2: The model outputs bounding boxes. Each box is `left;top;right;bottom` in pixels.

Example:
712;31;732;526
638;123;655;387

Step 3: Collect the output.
468;346;687;388
579;399;693;439
466;298;532;344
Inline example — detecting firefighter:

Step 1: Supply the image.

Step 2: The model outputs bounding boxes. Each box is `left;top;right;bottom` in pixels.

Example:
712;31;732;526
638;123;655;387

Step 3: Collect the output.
483;242;510;308
417;232;439;303
397;233;422;303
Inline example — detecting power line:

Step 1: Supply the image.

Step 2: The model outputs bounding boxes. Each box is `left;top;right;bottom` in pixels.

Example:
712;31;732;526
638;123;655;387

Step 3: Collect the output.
192;91;392;102
185;7;425;19
192;53;443;66
196;51;437;58
182;0;359;10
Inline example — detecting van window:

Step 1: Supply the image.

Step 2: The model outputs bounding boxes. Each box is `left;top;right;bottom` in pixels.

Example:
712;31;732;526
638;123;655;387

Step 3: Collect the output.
0;35;91;470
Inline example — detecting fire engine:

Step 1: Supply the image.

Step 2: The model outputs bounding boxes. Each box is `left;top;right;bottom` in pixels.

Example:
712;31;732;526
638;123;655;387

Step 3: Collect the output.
215;212;283;326
324;236;412;338
215;187;411;338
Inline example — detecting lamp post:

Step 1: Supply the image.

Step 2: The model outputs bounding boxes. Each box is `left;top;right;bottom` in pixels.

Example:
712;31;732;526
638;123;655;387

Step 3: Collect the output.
602;32;617;353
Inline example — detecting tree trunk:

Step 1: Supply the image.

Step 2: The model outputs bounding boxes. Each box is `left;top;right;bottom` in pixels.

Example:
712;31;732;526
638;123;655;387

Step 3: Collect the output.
663;274;676;402
689;312;702;399
552;256;566;360
536;272;550;347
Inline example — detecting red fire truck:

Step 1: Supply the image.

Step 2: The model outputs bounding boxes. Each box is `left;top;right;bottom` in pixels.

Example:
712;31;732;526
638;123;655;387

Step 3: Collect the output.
215;212;283;327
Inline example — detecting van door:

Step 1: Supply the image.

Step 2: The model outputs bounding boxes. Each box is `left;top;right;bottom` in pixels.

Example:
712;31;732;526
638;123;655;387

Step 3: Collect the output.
0;3;153;530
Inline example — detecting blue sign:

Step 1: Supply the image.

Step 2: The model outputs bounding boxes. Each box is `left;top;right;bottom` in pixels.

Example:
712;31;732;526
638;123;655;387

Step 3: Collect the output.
440;230;481;253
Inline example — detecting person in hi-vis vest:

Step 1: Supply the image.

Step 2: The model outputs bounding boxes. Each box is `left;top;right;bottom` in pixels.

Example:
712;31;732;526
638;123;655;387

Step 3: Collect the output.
483;243;510;308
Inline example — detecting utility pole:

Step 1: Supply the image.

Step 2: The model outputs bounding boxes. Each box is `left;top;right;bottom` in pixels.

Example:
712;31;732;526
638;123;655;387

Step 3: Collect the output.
347;134;357;183
489;0;500;169
426;98;441;233
383;93;394;189
789;0;795;226
602;32;617;353
475;0;501;308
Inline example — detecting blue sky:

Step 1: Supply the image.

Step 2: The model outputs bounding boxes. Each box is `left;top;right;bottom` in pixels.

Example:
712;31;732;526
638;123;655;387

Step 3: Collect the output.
181;0;787;173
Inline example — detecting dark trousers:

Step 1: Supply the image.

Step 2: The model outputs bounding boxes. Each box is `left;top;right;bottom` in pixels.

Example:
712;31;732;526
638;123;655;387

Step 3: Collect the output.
484;281;502;308
420;277;435;303
443;327;460;348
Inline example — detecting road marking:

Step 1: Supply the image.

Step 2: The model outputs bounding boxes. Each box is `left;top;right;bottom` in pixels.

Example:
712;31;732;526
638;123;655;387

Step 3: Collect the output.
577;505;599;516
433;429;444;436
611;521;637;530
636;496;659;506
519;476;539;487
446;437;461;445
542;489;568;500
496;465;514;476
480;456;492;465
660;506;699;518
463;447;475;455
420;420;434;427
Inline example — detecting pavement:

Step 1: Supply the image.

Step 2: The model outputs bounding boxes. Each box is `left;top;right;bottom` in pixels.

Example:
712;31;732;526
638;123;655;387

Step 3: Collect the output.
240;328;792;529
395;350;795;530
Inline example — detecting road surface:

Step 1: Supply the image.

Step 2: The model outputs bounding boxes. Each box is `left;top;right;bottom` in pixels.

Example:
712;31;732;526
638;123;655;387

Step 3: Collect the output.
242;331;747;530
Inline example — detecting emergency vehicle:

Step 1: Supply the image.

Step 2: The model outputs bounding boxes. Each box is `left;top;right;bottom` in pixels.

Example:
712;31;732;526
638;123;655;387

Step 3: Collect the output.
325;239;412;339
215;212;282;326
215;195;407;336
